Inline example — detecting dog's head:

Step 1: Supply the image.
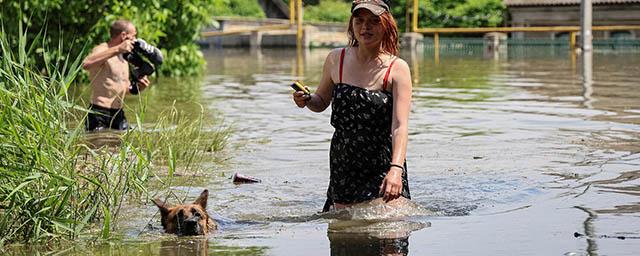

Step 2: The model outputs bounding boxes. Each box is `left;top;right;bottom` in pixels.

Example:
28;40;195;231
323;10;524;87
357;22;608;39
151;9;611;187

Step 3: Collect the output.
152;189;217;236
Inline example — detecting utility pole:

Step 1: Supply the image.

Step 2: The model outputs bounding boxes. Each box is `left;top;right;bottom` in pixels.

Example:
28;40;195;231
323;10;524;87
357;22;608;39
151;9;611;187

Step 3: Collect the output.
296;0;303;47
580;0;594;108
580;0;592;51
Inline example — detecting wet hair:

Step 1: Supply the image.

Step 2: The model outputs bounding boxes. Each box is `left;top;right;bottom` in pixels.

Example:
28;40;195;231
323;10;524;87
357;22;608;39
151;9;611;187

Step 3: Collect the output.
347;11;399;56
110;19;133;38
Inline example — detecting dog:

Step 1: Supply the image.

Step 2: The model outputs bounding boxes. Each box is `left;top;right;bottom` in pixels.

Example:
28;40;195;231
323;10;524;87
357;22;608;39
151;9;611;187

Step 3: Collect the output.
152;189;217;236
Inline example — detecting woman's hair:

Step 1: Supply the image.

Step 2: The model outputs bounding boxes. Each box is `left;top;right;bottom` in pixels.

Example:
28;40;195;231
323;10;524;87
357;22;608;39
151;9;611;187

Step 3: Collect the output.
347;11;399;56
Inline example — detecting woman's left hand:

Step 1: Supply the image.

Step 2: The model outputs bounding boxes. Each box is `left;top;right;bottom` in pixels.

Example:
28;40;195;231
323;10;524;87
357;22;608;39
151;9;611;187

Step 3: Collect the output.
379;169;403;202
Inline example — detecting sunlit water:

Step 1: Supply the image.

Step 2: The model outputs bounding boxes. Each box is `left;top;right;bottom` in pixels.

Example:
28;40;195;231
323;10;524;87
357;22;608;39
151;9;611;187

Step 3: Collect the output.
31;47;640;255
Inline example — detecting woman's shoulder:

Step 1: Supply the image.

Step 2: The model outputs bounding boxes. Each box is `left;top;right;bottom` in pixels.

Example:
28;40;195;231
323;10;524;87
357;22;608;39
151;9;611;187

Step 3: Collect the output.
389;56;409;69
324;47;347;64
328;47;347;57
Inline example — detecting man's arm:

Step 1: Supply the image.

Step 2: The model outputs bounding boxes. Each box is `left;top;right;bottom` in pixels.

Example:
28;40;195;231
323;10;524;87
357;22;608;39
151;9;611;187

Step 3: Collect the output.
82;40;133;70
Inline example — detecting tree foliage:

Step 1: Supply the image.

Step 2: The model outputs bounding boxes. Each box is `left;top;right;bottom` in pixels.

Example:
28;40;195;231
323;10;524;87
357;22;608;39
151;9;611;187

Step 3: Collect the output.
389;0;507;29
304;0;352;23
300;0;506;31
0;0;223;77
419;0;506;28
212;0;266;17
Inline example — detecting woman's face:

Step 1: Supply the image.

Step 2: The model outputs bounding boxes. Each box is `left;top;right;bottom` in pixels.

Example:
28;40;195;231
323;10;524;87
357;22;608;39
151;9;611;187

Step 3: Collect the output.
352;9;383;48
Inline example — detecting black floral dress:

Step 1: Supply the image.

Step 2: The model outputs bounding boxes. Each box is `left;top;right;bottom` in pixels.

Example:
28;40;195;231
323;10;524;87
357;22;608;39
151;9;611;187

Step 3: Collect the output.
323;48;410;211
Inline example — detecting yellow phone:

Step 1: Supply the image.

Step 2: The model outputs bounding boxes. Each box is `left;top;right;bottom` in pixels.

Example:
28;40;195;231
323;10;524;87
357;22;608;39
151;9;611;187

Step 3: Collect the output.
291;80;311;95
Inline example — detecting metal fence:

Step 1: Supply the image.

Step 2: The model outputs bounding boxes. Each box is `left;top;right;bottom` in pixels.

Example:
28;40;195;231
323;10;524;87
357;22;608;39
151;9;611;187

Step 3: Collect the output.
419;38;640;53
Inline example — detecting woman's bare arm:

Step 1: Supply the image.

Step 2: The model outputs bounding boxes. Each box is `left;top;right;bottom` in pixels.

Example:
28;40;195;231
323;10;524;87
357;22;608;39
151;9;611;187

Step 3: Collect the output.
380;58;413;202
293;49;340;112
390;59;412;166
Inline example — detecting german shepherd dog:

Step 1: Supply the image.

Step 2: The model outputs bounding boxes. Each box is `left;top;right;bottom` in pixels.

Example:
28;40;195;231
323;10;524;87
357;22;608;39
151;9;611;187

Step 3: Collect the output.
152;189;218;236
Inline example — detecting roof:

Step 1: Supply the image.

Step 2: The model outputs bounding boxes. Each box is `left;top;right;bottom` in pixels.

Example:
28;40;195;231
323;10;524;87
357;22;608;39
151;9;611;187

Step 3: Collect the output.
504;0;640;6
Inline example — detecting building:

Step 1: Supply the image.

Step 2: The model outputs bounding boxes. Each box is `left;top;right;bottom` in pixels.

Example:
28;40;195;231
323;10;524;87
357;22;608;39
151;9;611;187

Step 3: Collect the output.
505;0;640;39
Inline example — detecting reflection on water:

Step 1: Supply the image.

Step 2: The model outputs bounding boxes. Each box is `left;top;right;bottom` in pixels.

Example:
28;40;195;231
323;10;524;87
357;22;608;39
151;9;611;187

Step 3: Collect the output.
581;51;594;109
326;212;428;256
83;130;125;148
328;224;412;256
158;238;208;256
575;206;599;256
329;234;409;256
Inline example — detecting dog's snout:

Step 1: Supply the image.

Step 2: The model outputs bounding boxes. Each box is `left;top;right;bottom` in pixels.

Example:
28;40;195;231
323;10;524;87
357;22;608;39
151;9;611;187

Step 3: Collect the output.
185;217;198;226
178;216;203;236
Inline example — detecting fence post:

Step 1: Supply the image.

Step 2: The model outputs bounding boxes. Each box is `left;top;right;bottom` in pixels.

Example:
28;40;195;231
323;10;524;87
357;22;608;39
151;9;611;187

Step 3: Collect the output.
290;0;296;26
570;32;576;50
405;0;411;33
412;0;418;32
434;33;440;64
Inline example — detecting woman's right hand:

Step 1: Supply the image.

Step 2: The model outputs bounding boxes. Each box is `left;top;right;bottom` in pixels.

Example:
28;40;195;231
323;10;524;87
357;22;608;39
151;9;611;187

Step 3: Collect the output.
293;90;311;108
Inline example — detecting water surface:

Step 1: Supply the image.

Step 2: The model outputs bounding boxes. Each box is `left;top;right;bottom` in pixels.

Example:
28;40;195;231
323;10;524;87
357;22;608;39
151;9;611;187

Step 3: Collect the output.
52;47;640;255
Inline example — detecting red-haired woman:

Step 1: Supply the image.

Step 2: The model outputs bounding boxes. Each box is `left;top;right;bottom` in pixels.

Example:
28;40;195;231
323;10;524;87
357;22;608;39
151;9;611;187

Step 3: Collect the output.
293;0;413;211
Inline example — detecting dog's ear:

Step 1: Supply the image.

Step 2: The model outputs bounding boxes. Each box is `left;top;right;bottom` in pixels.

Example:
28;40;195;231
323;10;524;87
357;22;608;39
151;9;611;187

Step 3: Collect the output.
194;189;209;209
152;198;170;227
152;198;170;213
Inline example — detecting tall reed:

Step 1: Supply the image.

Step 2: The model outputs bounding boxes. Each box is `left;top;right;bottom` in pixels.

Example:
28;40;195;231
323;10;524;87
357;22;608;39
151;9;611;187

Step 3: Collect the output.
0;23;231;246
0;22;88;244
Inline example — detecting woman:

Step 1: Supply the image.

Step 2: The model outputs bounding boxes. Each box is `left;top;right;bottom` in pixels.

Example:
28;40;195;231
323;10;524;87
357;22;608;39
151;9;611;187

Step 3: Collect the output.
293;0;413;211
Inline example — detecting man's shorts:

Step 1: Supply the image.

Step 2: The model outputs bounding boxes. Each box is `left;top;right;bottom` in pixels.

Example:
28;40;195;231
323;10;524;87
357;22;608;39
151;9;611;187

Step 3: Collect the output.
85;104;129;131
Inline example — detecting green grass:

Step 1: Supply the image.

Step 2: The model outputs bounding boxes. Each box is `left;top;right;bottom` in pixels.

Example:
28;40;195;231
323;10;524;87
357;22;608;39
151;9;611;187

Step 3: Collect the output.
0;23;231;246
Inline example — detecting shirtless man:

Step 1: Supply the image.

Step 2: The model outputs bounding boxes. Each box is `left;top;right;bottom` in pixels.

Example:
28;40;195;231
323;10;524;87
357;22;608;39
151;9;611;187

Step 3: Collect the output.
82;19;151;131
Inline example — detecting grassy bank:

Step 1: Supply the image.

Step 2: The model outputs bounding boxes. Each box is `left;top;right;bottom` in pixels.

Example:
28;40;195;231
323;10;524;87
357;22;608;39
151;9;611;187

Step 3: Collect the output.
0;26;231;246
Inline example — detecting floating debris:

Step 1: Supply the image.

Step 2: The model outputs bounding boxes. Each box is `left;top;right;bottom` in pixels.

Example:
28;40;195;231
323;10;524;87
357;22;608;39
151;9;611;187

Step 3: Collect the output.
232;173;261;183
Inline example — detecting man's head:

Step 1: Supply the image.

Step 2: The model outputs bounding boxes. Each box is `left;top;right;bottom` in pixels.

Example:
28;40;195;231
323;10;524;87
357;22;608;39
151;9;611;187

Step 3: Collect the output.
110;19;137;42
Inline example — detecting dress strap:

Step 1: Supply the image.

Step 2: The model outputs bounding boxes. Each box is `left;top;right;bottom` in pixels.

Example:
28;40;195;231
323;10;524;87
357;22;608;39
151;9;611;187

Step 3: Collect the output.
383;57;398;92
339;48;346;84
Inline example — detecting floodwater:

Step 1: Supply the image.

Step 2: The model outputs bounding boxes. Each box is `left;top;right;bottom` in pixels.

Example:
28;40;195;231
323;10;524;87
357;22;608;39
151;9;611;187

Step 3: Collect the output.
24;47;640;255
